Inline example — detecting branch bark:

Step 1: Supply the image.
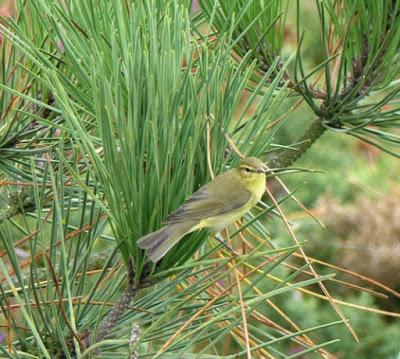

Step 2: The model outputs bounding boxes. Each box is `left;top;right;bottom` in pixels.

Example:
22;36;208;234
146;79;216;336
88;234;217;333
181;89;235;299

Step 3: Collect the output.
81;279;138;350
266;118;327;169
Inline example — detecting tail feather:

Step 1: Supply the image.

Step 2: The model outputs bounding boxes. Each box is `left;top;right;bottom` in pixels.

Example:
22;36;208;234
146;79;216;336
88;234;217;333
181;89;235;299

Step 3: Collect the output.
137;226;174;250
137;221;198;262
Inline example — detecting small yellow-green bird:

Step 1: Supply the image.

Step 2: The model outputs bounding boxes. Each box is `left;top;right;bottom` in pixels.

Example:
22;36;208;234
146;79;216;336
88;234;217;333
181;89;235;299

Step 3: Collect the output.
137;157;266;262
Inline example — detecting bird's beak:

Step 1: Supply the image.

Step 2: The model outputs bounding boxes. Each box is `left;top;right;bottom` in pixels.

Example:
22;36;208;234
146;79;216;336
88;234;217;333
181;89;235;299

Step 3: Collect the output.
257;164;269;173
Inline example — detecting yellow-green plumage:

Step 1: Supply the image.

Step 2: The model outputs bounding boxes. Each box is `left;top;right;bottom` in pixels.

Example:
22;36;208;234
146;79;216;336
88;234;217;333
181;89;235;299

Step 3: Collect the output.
138;157;266;262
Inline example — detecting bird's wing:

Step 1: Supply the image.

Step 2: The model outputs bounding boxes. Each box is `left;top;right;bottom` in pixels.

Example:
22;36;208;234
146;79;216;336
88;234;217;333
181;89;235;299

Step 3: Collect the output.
163;174;251;224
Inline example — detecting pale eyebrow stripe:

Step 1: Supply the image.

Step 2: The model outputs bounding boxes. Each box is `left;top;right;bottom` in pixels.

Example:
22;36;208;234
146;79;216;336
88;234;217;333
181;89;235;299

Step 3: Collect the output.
239;166;257;172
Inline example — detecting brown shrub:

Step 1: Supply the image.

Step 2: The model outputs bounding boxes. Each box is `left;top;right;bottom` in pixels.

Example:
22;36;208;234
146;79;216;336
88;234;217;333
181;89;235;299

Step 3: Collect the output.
317;193;400;288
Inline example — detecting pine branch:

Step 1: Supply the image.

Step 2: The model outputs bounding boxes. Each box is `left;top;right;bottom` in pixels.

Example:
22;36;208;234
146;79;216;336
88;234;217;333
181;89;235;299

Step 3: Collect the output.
79;260;156;353
267;29;387;169
94;280;138;344
81;260;138;350
266;118;327;169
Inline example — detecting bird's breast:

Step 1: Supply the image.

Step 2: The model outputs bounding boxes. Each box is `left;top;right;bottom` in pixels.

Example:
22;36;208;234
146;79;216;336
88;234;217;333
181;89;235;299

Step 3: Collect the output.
248;174;266;204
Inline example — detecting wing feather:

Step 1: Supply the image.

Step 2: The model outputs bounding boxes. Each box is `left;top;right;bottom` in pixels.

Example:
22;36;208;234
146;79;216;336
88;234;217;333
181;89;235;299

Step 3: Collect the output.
164;173;251;224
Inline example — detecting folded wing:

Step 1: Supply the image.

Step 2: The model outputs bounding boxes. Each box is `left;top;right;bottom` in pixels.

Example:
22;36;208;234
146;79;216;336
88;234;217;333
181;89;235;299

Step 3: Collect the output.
164;173;251;224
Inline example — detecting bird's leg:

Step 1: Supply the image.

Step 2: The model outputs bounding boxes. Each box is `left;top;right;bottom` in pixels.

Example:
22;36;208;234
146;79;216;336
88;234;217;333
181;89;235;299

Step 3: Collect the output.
214;232;239;256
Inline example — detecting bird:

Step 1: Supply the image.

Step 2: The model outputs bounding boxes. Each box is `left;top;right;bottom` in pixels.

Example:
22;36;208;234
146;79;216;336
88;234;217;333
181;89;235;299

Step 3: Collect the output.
137;157;267;262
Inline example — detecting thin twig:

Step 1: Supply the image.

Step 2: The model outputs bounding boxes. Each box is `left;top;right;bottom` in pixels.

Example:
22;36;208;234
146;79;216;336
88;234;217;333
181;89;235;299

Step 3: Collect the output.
154;253;282;358
44;254;84;349
293;253;400;299
246;260;400;318
214;252;332;358
297;286;400;318
225;133;245;159
206;121;215;179
263;184;359;342
6;299;12;352
273;174;325;227
225;229;251;359
282;261;388;299
232;224;332;358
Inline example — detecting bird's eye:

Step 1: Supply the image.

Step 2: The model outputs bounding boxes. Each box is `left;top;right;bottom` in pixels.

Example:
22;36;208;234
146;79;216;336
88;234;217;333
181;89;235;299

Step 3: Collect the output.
240;166;252;174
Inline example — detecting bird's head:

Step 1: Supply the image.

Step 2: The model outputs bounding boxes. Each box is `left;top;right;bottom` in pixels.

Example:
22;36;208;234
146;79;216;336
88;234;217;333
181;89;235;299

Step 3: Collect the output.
236;157;266;183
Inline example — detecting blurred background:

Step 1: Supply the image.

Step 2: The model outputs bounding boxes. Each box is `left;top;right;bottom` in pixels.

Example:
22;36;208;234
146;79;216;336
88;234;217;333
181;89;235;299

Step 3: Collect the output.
257;2;400;357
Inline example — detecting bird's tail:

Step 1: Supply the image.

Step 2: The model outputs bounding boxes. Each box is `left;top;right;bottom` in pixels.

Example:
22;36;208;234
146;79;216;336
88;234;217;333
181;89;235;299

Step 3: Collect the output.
137;220;198;262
